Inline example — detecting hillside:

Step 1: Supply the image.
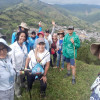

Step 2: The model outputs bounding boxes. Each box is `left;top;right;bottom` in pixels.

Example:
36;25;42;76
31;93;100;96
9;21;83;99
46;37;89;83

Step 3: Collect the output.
55;4;100;25
15;60;100;100
0;1;94;41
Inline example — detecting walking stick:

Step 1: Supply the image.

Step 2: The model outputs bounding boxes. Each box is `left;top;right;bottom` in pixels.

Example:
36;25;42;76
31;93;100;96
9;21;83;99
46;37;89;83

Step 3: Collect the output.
74;45;76;66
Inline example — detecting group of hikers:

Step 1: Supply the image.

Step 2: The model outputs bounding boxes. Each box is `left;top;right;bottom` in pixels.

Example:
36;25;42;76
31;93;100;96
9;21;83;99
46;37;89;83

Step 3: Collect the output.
0;21;81;100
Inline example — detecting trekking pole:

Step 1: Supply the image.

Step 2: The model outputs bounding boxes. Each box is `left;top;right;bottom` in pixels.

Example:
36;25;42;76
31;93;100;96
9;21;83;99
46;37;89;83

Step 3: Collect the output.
74;44;76;66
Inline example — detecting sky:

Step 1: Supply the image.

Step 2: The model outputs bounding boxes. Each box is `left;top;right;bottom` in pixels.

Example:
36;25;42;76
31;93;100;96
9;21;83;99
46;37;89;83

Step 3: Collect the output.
40;0;100;5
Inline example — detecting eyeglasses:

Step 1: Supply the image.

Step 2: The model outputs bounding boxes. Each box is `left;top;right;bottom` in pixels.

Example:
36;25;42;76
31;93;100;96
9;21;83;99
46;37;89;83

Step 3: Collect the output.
0;47;6;51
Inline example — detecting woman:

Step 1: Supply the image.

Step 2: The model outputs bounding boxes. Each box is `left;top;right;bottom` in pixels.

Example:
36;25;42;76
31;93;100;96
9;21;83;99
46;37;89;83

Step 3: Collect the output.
0;38;15;100
10;31;28;97
25;38;50;98
51;33;58;67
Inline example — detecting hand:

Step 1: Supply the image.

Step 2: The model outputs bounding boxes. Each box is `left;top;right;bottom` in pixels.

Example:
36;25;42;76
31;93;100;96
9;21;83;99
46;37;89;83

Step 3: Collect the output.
52;20;55;26
40;76;47;83
20;71;24;75
39;21;42;26
70;38;74;44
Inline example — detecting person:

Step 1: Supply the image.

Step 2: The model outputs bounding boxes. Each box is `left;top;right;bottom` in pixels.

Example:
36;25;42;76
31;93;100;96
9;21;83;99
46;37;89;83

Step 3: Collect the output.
50;33;58;67
39;21;55;47
10;31;28;97
63;26;80;84
11;22;29;44
25;38;50;98
56;30;65;71
0;38;15;100
34;31;49;51
28;30;38;50
90;73;100;100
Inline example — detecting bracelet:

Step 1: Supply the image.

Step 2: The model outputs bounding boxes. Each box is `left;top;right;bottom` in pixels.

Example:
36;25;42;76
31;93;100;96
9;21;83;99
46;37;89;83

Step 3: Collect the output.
22;71;24;74
25;67;27;70
43;75;46;77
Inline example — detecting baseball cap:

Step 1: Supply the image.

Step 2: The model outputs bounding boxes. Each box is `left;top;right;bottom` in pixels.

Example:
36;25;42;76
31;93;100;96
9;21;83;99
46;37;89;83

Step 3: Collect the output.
67;26;74;30
37;38;45;44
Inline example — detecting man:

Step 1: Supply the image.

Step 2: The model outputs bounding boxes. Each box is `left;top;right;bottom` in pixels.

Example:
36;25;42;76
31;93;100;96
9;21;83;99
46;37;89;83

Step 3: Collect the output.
63;26;80;84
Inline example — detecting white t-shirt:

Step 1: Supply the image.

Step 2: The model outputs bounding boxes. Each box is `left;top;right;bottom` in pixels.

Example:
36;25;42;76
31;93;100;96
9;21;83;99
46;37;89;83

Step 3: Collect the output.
28;49;50;69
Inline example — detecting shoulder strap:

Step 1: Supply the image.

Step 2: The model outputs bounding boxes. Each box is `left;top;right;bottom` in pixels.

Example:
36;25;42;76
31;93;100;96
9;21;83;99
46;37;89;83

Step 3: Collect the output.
33;49;49;63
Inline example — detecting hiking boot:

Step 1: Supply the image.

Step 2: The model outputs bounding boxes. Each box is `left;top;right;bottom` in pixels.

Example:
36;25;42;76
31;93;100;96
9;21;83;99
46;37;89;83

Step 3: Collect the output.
64;73;71;78
72;79;76;84
40;91;46;98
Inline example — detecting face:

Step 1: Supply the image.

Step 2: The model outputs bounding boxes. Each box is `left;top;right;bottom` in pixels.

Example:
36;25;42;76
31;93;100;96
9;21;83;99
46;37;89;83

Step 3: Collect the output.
37;43;45;52
59;34;64;38
31;34;36;38
18;33;26;44
0;44;7;59
68;29;74;34
52;34;57;41
21;27;25;31
45;32;49;37
39;34;44;38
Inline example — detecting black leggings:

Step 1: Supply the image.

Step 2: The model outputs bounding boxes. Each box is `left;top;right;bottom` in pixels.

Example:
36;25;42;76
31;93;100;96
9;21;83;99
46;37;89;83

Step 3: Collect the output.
27;74;47;92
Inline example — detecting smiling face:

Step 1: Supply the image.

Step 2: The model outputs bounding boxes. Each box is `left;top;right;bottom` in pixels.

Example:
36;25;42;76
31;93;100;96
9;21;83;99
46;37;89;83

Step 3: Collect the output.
68;29;74;34
37;42;45;52
0;43;7;59
18;33;26;44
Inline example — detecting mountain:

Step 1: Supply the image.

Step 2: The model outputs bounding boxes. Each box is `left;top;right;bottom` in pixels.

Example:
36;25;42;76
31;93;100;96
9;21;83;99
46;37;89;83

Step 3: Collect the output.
55;4;100;23
0;0;22;10
0;1;98;41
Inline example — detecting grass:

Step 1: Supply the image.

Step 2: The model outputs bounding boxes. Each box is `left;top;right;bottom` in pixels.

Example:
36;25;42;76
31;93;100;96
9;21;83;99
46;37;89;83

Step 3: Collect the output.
15;60;100;100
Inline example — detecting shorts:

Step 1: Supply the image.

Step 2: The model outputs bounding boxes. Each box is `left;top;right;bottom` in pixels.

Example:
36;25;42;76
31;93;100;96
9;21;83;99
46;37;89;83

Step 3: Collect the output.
64;57;75;66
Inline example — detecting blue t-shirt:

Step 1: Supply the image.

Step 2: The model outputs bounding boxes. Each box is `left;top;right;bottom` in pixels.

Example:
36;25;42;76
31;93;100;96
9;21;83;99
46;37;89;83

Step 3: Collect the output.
58;40;63;54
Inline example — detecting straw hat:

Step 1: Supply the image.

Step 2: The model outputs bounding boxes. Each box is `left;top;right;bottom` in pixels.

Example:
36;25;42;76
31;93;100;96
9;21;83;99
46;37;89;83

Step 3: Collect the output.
58;30;65;36
90;43;100;57
19;22;29;30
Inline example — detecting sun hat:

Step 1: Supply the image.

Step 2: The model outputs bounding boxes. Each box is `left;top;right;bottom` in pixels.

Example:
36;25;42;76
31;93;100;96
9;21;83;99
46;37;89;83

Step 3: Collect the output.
57;30;65;36
37;38;45;44
67;26;74;30
37;31;44;37
19;22;29;30
0;38;11;52
90;43;100;57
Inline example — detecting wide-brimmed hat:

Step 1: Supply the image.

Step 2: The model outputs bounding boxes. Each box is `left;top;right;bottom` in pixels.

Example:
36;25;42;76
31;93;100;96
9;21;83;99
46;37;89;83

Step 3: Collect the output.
0;38;11;52
19;22;29;30
37;31;44;37
58;30;65;36
90;43;100;57
37;38;45;44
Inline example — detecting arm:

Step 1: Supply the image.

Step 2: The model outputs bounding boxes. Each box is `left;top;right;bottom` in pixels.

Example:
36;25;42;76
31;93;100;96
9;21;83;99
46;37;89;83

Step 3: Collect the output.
40;61;50;83
39;21;42;32
51;21;55;36
74;35;80;49
11;32;16;44
25;57;31;69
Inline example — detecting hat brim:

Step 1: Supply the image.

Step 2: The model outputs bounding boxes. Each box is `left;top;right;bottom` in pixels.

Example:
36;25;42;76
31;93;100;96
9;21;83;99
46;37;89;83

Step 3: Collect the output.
0;42;12;52
90;43;100;57
58;33;64;35
19;25;29;30
37;33;44;37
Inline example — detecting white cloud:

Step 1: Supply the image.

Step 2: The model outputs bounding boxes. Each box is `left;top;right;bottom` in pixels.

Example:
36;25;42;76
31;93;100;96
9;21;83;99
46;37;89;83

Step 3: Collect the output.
40;0;100;5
